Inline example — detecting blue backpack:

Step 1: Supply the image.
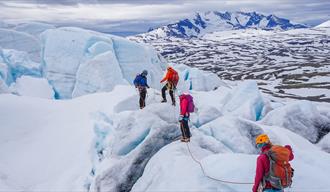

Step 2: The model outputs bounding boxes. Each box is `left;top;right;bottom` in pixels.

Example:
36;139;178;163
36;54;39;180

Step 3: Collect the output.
134;74;147;87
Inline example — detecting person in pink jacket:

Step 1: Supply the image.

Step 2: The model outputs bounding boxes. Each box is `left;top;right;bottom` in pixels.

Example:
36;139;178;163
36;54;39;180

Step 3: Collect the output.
253;134;294;192
179;92;192;142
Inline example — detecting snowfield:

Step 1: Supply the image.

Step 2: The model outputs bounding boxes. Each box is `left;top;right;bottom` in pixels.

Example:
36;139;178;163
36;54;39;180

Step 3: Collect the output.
1;81;330;191
1;21;330;192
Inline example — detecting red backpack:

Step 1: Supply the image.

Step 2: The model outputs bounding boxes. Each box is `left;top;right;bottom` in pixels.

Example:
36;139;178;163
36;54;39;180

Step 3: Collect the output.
169;70;179;87
265;145;294;189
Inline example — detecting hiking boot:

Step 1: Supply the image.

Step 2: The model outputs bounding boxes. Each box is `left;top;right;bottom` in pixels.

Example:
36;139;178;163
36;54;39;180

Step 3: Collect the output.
185;138;190;142
172;101;176;106
161;99;167;103
180;137;187;142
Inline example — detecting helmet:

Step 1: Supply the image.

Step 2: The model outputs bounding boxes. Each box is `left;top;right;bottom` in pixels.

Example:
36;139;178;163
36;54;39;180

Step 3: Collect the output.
255;134;270;145
141;70;148;76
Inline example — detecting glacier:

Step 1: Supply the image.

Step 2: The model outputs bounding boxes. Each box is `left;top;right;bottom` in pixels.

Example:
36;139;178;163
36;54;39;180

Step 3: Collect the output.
0;25;169;99
262;100;330;143
40;27;166;99
0;29;41;63
1;21;330;192
1;81;330;192
9;75;54;99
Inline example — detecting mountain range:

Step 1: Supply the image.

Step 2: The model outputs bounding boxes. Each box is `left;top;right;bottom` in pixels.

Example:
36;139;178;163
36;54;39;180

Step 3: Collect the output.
129;14;330;102
145;11;307;39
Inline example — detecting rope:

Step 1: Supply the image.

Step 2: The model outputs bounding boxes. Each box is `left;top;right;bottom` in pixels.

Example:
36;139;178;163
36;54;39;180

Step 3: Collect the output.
185;142;254;185
169;76;251;185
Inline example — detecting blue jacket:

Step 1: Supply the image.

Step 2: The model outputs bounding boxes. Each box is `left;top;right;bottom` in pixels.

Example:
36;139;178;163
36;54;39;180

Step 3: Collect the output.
134;74;149;88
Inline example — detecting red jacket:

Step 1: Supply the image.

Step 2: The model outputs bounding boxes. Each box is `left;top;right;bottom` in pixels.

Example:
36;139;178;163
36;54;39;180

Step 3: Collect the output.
160;68;176;83
179;94;189;116
252;145;294;192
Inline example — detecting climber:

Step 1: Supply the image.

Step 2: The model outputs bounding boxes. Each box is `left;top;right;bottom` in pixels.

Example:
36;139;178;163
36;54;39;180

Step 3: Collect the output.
133;70;150;109
160;66;179;106
179;92;195;142
253;134;294;192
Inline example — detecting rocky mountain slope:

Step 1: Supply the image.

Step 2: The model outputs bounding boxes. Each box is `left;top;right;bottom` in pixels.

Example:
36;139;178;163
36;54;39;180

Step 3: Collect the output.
129;20;330;102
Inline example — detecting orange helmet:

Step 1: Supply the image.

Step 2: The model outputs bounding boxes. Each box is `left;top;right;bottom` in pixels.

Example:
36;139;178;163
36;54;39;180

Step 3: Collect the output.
255;134;270;145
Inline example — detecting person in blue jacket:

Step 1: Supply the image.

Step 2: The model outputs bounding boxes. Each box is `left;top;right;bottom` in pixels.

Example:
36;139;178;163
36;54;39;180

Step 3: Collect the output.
133;70;150;109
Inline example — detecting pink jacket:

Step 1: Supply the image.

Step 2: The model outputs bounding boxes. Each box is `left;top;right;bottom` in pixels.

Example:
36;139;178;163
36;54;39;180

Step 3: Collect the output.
179;94;189;116
252;145;294;192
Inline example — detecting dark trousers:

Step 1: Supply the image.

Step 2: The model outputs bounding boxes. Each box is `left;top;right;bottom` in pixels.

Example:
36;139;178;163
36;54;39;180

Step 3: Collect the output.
139;88;147;109
161;83;175;103
180;118;191;138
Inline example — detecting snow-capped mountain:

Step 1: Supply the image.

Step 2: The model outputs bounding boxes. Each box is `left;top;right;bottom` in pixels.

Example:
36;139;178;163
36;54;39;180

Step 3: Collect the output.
130;21;330;102
143;11;307;39
315;19;330;28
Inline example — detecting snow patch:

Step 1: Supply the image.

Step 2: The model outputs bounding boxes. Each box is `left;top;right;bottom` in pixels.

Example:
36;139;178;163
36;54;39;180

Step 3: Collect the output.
9;76;54;99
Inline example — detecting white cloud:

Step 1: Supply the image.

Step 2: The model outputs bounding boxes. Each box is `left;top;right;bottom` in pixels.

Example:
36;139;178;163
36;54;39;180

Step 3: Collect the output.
0;0;329;32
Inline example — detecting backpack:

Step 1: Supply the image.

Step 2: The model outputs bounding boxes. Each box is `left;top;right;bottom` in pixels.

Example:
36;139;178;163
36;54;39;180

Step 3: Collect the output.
133;74;144;87
265;145;294;189
169;70;179;87
185;94;195;113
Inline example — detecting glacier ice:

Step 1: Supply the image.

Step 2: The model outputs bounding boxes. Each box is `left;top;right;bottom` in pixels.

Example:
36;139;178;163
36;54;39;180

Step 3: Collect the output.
1;49;41;81
199;116;263;154
72;51;128;97
132;124;330;192
262;100;330;143
110;36;165;89
41;27;165;99
318;133;330;153
0;29;41;62
13;22;55;37
0;78;9;93
0;25;230;99
173;63;226;92
222;80;266;121
1;80;330;192
9;76;54;99
94;103;180;192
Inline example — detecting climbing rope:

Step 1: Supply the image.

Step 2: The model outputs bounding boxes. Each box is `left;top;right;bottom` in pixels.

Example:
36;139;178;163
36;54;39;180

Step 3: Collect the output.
185;142;254;185
167;74;252;185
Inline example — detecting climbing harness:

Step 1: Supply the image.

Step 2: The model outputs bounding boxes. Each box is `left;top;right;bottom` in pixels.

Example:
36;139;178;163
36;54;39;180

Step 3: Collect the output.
185;142;254;185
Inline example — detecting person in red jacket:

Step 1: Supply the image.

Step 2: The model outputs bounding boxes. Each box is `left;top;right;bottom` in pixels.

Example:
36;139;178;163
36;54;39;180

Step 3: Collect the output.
160;66;178;106
253;134;294;192
179;92;192;142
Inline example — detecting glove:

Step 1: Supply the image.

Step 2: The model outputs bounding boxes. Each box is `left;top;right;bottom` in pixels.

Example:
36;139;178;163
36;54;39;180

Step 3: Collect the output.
178;115;183;122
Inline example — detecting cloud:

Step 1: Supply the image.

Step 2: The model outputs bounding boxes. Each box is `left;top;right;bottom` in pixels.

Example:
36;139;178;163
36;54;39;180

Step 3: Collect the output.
0;0;329;34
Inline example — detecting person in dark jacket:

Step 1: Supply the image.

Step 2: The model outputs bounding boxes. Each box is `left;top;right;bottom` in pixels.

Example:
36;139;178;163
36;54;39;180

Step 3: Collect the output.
133;70;150;109
253;134;294;192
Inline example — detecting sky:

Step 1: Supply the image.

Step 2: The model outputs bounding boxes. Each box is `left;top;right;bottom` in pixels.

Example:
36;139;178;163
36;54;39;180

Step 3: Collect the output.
0;0;329;35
